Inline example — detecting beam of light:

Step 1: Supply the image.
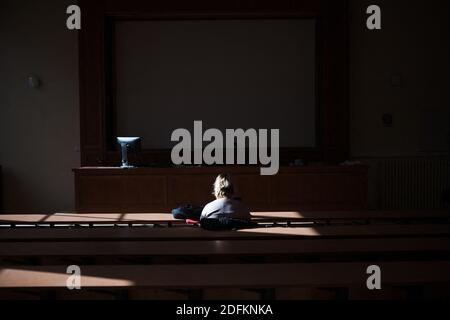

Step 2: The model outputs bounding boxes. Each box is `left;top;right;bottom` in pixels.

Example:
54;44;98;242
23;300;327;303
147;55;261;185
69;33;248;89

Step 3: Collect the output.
0;268;135;288
237;227;321;236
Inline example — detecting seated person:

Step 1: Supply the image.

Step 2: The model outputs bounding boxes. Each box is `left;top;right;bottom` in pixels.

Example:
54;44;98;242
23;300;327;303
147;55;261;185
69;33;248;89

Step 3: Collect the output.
200;174;255;230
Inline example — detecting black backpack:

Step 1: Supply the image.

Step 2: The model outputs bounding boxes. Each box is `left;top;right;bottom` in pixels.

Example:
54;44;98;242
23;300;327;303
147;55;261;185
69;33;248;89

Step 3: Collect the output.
171;204;204;220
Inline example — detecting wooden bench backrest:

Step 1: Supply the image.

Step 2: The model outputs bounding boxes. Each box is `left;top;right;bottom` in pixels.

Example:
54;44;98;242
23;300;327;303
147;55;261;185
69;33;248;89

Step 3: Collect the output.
1;225;449;242
1;261;449;288
1;238;449;257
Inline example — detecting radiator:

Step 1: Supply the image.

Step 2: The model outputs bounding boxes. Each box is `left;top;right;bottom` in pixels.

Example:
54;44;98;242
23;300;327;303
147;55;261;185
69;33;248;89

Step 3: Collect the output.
379;158;450;209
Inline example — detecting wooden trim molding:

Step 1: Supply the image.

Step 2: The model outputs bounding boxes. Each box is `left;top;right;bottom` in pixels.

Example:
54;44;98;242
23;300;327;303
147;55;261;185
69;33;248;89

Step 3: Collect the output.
78;0;349;166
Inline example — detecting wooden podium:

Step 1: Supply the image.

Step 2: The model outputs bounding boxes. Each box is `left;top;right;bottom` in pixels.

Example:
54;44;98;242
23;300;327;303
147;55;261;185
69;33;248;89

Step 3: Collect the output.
73;166;369;213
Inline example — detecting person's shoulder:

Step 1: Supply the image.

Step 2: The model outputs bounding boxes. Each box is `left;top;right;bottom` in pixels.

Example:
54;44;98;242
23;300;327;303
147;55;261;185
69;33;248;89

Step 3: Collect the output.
203;198;224;209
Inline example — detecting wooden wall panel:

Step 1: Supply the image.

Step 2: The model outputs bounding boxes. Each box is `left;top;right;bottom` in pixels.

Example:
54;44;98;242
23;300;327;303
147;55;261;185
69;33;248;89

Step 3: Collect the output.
74;166;368;213
167;175;216;207
124;176;168;211
271;174;319;206
77;176;124;212
233;175;270;208
270;173;367;210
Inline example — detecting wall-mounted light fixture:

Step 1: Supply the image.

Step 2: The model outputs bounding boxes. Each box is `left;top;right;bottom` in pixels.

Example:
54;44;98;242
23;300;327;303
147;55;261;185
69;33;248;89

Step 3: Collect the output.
27;75;41;89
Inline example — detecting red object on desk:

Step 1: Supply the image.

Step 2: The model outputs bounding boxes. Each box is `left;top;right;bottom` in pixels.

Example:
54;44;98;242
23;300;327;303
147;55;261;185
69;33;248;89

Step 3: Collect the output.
186;219;200;226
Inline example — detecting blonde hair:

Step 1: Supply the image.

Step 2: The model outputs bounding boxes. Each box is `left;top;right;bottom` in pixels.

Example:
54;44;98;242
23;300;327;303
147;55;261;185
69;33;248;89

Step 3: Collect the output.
213;174;234;199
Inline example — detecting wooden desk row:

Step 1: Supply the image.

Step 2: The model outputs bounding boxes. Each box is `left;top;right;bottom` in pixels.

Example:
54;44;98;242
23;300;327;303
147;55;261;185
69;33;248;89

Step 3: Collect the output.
1;261;449;289
0;224;449;242
1;210;449;226
1;238;449;258
1;211;449;298
1;224;449;298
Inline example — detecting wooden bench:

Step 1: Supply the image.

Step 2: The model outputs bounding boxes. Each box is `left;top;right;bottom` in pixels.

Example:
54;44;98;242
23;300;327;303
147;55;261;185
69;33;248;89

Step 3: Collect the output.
1;221;448;299
252;210;450;224
0;213;180;226
1;238;449;258
1;210;448;227
0;224;449;242
1;261;449;289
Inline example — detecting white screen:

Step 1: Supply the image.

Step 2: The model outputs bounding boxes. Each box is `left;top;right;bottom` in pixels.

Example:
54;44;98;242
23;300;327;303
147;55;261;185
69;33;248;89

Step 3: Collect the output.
115;19;316;148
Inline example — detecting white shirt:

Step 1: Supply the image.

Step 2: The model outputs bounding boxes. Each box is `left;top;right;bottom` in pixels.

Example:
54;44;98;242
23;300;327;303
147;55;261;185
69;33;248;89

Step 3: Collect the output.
200;198;251;220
